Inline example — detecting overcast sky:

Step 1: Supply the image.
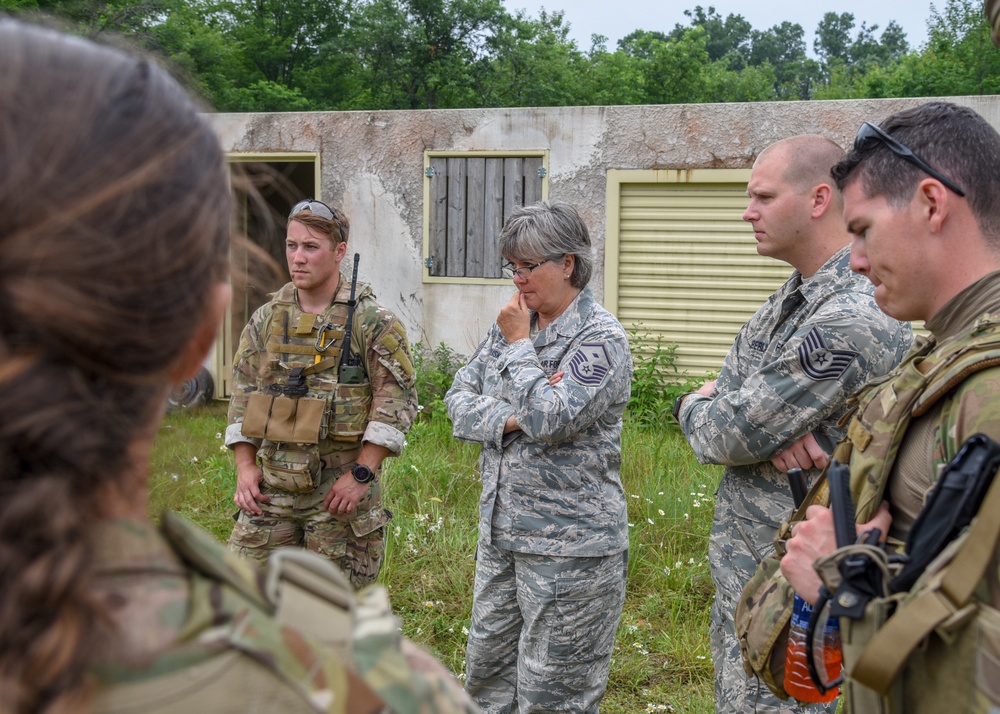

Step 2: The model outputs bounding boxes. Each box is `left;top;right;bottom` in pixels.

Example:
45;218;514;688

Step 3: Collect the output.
502;0;936;56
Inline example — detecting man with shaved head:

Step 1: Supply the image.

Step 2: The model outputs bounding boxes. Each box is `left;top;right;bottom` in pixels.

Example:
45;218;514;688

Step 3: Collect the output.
674;135;912;713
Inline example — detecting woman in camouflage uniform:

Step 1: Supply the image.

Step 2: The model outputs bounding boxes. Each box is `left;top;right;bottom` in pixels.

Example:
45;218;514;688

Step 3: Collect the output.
0;20;472;714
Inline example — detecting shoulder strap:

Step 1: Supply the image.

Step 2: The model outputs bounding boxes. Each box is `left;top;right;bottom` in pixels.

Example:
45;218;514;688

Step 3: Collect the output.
849;463;1000;694
264;548;355;656
161;511;272;611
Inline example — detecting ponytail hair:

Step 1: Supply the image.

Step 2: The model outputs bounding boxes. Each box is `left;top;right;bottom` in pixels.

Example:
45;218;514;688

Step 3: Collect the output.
0;20;232;713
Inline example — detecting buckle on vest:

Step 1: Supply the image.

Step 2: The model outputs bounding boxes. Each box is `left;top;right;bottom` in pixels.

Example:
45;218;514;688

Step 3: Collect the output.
283;367;308;397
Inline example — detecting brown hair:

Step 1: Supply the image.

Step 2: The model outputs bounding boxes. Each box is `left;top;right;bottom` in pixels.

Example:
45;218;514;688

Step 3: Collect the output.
832;102;1000;241
0;20;232;714
287;209;350;247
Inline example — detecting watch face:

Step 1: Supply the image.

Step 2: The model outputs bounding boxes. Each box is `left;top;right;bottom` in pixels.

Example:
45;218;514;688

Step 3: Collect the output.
672;394;686;420
352;464;374;483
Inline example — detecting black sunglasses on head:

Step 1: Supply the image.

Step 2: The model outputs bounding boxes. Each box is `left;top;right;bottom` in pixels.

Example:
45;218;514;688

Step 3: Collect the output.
853;122;966;197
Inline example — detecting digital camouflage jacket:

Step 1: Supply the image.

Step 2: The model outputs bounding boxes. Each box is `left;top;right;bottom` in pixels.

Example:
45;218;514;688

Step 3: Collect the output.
445;287;633;558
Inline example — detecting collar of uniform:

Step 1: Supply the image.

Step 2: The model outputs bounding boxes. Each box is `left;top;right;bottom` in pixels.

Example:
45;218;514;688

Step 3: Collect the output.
926;269;1000;341
89;517;188;578
533;286;594;341
798;244;860;304
331;269;374;306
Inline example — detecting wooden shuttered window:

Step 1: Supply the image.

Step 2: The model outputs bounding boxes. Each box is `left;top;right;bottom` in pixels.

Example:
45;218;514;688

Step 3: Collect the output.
424;152;547;282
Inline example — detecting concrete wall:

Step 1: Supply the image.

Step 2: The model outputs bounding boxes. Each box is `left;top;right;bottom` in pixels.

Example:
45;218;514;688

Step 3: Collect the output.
209;96;1000;358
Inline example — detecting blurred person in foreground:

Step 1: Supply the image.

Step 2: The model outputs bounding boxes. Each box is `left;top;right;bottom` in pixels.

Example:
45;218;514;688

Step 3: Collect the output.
674;135;912;713
445;201;633;714
0;19;472;714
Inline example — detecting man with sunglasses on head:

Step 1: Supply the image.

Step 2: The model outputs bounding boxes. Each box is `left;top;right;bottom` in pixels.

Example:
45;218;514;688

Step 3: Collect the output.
226;198;417;589
674;135;912;714
739;102;1000;712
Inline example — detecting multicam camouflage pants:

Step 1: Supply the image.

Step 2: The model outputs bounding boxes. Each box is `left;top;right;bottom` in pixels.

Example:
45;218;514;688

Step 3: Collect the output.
710;487;837;714
228;468;390;589
464;541;627;714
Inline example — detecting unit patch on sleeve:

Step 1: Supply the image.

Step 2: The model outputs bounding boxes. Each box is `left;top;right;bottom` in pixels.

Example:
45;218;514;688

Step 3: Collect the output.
797;326;858;381
567;343;612;387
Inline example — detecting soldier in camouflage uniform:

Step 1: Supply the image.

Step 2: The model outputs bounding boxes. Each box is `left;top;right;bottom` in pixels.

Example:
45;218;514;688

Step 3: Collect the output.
772;102;1000;712
226;199;417;589
674;136;912;713
0;22;471;714
445;202;632;714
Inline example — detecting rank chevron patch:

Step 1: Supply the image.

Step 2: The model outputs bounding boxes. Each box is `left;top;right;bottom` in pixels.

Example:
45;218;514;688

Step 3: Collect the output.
797;327;859;381
567;342;611;387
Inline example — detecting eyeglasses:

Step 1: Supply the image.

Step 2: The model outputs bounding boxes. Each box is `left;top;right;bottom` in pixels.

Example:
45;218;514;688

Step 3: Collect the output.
289;198;338;221
853;122;966;197
502;259;552;280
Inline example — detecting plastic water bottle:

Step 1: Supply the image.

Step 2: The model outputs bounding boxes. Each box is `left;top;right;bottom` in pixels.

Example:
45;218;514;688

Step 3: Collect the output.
784;593;841;703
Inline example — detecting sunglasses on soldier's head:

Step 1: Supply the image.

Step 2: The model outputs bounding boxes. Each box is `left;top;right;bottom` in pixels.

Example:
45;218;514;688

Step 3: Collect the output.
289;198;339;221
853;122;966;197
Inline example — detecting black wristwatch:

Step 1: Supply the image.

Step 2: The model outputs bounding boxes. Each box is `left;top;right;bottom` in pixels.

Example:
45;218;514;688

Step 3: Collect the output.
672;392;694;420
352;463;375;484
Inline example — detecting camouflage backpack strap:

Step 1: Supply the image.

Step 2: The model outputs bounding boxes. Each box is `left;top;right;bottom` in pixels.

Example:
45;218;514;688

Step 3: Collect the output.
161;510;272;611
840;321;1000;523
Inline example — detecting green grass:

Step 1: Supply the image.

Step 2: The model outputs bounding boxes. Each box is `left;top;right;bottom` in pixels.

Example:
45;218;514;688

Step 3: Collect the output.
149;401;721;713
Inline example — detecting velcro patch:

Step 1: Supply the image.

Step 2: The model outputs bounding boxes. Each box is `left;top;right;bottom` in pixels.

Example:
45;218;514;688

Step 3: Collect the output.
797;327;858;381
567;343;612;387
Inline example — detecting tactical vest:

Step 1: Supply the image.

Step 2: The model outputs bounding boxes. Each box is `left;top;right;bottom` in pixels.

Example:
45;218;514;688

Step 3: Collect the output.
736;314;1000;709
825;315;1000;713
836;314;1000;523
242;283;374;492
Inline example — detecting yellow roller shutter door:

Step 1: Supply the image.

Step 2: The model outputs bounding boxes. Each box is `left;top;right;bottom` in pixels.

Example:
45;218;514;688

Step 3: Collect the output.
606;170;791;377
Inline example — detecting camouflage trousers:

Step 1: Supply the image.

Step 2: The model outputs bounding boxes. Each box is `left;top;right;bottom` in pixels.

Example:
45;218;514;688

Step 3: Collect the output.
465;541;627;714
710;488;837;714
228;468;391;589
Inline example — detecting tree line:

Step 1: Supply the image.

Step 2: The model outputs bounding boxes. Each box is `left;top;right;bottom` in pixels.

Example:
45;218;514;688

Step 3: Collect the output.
3;0;998;112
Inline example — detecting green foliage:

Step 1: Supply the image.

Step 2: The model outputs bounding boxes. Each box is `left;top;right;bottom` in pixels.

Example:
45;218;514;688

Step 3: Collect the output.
149;397;722;713
148;403;237;540
412;341;466;420
12;0;993;110
626;323;708;427
861;0;1000;98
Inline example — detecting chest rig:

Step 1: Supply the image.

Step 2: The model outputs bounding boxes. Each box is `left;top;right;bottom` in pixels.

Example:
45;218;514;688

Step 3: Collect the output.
816;315;1000;713
833;314;1000;524
242;282;373;455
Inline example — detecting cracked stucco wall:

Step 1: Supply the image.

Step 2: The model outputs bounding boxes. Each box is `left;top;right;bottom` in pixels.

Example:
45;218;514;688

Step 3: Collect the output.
209;96;1000;358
